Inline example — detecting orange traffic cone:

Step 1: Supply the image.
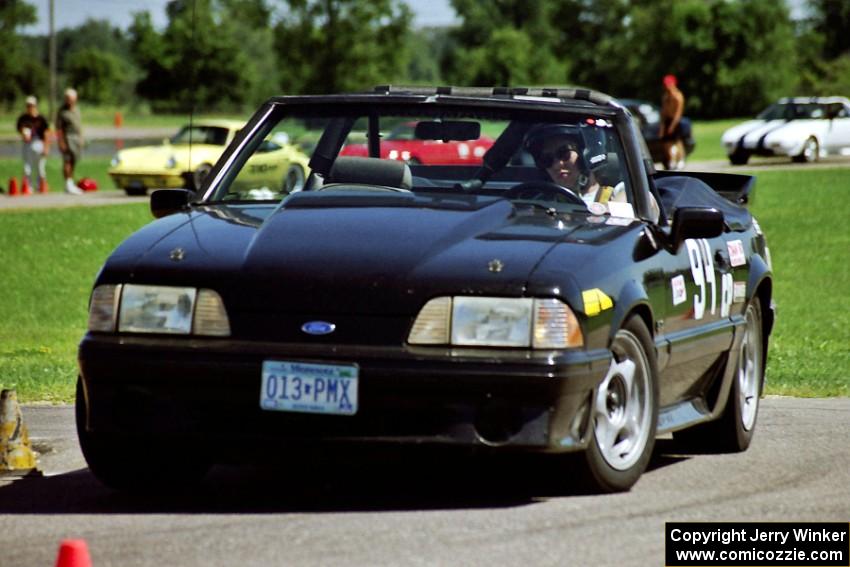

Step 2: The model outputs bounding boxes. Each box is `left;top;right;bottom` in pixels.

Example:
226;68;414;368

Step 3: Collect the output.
8;178;18;196
21;177;32;196
39;178;49;193
55;539;92;567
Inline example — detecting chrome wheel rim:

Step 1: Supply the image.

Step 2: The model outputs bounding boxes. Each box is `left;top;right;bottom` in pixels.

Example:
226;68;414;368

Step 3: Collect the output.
803;138;818;162
284;166;305;193
594;331;652;471
738;305;762;431
193;164;212;189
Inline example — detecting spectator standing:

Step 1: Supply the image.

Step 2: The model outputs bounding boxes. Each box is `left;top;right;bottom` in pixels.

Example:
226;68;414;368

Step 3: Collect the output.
56;88;84;195
659;74;686;170
16;96;50;192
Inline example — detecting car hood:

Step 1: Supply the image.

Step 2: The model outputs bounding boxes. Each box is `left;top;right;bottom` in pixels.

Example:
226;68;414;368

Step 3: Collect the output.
102;193;633;318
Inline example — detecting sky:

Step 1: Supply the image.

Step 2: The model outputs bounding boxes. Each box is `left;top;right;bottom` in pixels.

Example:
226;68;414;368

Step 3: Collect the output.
20;0;459;35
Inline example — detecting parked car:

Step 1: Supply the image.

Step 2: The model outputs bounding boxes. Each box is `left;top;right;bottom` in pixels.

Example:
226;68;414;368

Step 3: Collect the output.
721;96;850;165
78;86;773;494
340;120;494;164
108;120;310;195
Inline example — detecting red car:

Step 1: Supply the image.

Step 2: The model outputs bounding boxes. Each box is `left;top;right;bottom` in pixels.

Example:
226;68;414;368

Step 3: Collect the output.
340;121;494;165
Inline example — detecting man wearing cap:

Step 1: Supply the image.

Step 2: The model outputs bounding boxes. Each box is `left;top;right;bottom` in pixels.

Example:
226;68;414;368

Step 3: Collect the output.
56;88;84;194
659;74;686;170
16;96;51;192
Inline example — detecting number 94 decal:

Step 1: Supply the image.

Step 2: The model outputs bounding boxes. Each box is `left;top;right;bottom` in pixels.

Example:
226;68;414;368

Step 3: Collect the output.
676;238;739;320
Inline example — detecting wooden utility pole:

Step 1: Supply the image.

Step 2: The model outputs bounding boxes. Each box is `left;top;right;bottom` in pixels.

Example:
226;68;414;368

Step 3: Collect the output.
48;0;56;121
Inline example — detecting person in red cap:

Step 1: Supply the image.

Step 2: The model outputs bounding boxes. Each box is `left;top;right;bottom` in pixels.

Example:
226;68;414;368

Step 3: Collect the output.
659;74;685;170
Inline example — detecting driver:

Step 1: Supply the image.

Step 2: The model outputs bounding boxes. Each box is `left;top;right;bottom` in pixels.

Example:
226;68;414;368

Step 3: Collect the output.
524;124;625;206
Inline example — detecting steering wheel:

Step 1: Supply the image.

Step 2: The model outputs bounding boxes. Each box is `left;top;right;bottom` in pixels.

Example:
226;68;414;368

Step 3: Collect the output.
504;181;587;207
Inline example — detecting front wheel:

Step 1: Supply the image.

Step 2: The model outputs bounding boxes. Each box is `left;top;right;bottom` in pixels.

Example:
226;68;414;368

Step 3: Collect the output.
729;150;750;166
282;164;306;194
190;163;213;191
793;136;819;163
75;378;210;493
578;316;658;492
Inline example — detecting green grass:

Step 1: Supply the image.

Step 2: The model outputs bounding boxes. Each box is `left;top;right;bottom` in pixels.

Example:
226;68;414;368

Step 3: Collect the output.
690;118;744;162
0;156;114;195
747;168;850;396
0;167;847;402
0;204;151;402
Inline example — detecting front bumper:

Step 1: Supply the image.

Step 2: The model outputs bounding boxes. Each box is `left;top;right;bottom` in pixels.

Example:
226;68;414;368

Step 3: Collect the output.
78;334;611;458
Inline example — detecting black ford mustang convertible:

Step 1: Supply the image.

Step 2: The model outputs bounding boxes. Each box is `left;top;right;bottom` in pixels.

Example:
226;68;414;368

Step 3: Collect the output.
78;86;773;493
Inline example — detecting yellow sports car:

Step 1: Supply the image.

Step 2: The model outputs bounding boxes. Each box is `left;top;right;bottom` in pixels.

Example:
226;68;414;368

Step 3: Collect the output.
109;119;310;196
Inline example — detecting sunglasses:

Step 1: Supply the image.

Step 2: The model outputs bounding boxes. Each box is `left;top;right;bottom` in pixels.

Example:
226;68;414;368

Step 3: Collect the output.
538;143;579;168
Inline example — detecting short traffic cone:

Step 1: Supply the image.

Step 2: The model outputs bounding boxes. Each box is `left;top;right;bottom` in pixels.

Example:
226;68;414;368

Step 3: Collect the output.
8;177;18;196
39;177;49;193
0;389;38;472
55;539;92;567
21;177;32;195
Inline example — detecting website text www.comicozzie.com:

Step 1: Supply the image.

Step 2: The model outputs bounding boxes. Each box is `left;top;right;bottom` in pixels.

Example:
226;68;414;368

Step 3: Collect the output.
665;522;850;566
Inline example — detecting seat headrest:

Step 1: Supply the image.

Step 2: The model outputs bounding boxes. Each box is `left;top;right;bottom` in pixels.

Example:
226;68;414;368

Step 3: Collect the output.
327;157;412;190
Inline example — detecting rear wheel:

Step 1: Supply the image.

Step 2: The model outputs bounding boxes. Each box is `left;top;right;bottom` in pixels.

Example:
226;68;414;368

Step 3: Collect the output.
674;300;764;452
578;316;658;493
75;378;210;493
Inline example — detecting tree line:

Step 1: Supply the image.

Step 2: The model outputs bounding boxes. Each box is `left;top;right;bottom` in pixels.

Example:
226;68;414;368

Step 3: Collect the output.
2;0;849;119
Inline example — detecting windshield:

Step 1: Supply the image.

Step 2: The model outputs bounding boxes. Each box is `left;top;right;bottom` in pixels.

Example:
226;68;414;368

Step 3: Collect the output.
206;104;637;219
172;125;231;145
757;103;828;120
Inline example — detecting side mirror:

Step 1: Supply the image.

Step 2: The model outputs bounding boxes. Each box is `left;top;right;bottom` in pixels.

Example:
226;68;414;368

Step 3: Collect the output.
669;207;724;250
150;188;193;218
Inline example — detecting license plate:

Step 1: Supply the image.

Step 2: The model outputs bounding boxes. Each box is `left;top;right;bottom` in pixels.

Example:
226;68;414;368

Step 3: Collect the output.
260;360;358;415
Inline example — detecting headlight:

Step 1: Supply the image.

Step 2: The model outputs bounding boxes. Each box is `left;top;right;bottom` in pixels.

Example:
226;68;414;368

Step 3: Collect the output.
452;297;533;347
87;284;230;336
165;156;178;169
409;296;583;348
119;285;196;334
110;154;121;167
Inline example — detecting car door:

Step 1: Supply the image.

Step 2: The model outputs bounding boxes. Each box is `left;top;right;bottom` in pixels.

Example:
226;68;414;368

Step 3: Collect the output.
658;231;739;405
824;103;850;153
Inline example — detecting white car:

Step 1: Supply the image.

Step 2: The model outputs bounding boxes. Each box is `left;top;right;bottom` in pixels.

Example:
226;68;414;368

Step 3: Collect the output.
721;97;850;165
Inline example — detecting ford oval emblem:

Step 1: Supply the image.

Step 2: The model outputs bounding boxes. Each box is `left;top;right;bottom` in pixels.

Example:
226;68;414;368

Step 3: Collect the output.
301;321;336;335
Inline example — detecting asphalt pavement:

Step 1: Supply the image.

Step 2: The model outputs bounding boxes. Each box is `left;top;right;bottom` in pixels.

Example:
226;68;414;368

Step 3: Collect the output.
0;397;848;566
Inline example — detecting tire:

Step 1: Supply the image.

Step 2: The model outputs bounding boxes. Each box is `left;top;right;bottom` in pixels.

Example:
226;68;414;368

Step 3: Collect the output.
124;186;148;196
793;136;819;163
190;163;213;191
282;164;306;194
729;150;750;166
75;378;210;493
674;300;764;452
578;316;659;493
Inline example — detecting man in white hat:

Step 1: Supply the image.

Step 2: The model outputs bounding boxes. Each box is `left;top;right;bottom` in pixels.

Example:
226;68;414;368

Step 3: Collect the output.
16;96;51;192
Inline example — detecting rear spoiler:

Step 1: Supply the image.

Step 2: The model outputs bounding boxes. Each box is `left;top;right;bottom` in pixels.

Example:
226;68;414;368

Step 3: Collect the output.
654;170;756;206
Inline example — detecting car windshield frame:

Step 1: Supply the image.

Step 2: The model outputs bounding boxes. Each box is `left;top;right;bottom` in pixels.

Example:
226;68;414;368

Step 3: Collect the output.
757;102;829;121
200;97;647;219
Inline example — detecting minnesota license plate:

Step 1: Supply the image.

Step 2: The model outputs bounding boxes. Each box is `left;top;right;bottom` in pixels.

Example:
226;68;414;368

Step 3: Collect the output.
260;360;358;415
